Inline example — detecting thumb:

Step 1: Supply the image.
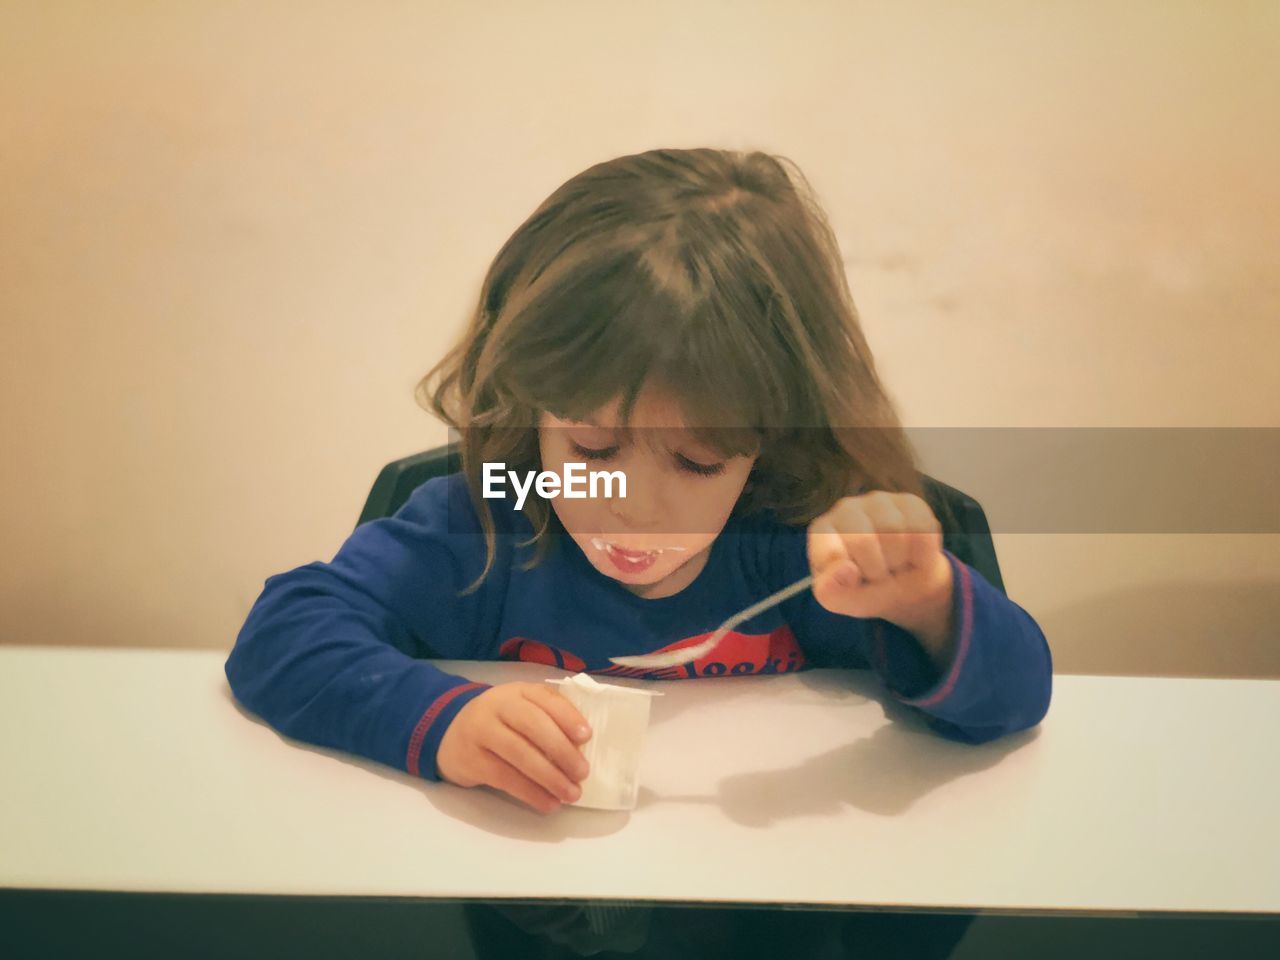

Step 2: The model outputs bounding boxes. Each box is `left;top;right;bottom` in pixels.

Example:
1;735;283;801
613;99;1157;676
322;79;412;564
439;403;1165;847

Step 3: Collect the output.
807;516;862;586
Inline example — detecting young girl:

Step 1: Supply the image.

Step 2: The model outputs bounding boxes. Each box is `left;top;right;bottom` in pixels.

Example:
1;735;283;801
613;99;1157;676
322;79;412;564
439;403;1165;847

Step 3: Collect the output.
225;147;1052;819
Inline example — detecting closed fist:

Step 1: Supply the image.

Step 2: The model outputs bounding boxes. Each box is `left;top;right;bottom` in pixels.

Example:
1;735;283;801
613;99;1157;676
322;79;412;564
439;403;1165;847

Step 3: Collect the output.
807;491;952;625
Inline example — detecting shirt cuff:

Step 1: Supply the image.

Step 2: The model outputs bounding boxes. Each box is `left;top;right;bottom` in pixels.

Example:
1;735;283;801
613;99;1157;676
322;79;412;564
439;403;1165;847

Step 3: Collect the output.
406;680;492;781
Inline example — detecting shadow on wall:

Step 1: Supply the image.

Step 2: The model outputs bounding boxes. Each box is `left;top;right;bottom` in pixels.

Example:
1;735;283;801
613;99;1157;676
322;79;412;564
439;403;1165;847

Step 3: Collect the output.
1037;579;1280;679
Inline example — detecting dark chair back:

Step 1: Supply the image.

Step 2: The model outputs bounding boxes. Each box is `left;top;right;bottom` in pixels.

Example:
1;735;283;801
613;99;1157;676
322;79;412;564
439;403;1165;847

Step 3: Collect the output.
358;444;1007;595
357;444;462;528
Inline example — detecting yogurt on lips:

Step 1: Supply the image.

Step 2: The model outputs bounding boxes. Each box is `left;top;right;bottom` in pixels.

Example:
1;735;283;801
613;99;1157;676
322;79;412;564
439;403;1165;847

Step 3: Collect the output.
589;537;687;575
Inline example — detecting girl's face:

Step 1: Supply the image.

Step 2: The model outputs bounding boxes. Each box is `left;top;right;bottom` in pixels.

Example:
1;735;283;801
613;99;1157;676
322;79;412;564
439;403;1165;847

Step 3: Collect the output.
538;388;756;599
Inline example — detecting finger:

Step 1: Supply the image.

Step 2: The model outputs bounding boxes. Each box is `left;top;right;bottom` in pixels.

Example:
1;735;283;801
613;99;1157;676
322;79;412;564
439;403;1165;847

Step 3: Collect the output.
503;696;591;783
807;514;858;579
487;724;583;804
861;492;911;573
899;494;944;568
479;750;563;815
831;499;888;582
524;683;593;745
807;515;863;614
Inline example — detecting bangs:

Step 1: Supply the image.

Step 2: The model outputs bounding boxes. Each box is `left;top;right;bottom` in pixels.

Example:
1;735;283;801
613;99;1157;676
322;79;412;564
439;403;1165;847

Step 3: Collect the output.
644;292;801;459
492;246;808;461
492;249;667;424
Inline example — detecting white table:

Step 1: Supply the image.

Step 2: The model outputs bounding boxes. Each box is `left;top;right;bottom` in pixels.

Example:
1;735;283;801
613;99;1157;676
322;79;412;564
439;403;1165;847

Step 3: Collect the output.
1;646;1277;915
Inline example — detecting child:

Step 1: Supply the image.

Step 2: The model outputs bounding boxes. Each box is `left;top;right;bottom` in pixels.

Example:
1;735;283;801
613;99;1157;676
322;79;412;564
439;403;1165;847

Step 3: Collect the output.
226;147;1052;820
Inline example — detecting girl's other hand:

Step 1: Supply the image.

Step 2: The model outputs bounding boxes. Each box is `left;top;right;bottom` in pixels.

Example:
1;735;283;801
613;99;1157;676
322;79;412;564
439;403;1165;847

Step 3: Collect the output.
436;682;592;814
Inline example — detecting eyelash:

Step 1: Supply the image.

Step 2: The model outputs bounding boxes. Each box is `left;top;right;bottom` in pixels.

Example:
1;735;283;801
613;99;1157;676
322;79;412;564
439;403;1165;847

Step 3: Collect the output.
568;441;726;477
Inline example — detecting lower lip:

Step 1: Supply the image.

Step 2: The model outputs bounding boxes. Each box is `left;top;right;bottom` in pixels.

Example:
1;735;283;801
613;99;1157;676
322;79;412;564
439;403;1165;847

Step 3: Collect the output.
604;546;659;575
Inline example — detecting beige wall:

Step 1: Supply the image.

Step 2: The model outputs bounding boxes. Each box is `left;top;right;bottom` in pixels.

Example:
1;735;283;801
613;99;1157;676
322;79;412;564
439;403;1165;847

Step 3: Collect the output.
2;1;1276;676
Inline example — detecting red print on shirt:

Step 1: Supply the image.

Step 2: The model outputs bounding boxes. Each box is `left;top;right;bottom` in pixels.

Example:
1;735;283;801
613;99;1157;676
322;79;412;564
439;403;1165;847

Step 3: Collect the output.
498;626;806;681
498;637;588;672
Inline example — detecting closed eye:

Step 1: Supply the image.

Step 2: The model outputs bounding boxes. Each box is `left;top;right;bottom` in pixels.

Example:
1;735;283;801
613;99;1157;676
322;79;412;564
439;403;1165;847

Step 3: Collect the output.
569;441;619;461
675;453;726;477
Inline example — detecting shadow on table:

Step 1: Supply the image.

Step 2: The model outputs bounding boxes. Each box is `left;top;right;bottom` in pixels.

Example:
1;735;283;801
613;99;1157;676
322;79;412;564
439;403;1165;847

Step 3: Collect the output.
712;721;1034;825
638;670;1036;824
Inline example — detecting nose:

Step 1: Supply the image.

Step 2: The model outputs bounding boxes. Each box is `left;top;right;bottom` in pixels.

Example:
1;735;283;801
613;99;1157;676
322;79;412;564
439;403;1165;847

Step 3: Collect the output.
605;453;665;529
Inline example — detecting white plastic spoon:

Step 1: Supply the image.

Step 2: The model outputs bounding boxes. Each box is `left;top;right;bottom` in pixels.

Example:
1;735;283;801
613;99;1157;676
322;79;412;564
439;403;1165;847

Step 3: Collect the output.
608;574;816;670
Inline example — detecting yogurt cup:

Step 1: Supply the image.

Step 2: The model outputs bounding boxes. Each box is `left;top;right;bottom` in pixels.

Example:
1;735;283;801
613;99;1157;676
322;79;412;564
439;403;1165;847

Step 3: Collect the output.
545;673;663;811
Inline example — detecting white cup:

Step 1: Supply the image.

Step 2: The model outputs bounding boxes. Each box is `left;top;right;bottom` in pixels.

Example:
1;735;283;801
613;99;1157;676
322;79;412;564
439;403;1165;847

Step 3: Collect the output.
545;674;663;811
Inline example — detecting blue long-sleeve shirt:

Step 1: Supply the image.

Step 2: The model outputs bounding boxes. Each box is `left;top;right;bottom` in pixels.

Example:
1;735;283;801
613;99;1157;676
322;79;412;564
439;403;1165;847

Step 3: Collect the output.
225;472;1052;782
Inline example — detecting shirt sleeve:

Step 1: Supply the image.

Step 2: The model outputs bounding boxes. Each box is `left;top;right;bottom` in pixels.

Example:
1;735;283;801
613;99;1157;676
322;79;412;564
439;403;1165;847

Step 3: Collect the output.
224;474;506;781
767;522;1053;744
863;549;1054;743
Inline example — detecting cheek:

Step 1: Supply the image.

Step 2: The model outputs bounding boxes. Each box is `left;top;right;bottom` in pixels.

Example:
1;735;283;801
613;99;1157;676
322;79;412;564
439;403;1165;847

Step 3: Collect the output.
672;473;747;522
537;430;563;466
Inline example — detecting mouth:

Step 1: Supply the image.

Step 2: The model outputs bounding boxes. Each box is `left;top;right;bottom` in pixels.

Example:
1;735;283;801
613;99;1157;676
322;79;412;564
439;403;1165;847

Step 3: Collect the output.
589;537;687;575
589;537;687;558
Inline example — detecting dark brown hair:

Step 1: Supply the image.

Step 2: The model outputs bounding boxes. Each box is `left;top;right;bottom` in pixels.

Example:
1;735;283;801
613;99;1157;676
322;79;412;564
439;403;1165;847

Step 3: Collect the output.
417;147;924;592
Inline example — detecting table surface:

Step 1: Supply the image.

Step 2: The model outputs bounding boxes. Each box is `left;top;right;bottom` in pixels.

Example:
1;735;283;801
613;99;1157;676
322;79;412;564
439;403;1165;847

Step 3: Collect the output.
1;646;1277;915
